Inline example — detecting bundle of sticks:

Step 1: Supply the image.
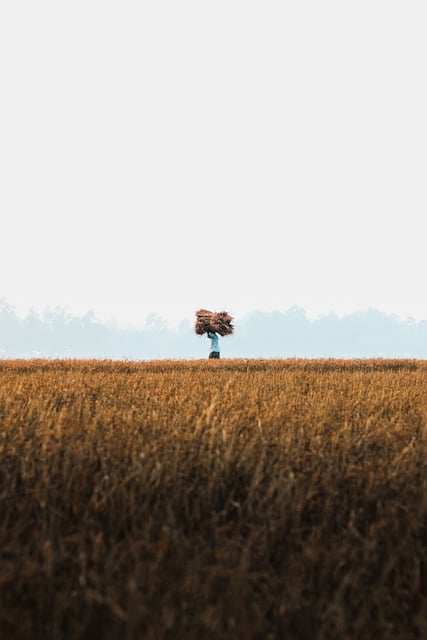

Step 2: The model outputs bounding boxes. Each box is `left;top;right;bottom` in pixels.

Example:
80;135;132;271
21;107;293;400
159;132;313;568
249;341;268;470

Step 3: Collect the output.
195;309;234;336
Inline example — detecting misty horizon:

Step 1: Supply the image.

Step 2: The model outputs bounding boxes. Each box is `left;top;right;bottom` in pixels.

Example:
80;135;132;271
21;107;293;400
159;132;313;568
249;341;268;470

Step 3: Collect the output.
1;298;426;360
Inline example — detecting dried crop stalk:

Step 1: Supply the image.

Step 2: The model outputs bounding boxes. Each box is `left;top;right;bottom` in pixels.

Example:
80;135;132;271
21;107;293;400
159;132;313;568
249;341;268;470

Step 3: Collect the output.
194;309;234;336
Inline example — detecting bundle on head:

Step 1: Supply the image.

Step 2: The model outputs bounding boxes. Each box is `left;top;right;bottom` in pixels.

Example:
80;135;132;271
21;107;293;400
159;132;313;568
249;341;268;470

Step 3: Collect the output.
195;309;234;336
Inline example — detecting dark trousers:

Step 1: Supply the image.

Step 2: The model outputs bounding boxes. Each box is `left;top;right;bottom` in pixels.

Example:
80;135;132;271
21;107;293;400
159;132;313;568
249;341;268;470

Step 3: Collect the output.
209;351;220;359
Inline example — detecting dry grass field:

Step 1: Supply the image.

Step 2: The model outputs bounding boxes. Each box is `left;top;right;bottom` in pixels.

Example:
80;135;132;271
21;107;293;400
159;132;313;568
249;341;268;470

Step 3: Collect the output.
1;358;426;639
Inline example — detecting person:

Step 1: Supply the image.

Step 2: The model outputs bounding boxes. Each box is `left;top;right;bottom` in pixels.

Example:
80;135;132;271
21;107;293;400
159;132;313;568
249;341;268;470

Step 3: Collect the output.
207;331;220;359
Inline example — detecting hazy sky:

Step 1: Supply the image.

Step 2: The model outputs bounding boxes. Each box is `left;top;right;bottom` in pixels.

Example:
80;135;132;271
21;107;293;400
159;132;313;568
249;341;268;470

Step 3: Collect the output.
1;1;426;328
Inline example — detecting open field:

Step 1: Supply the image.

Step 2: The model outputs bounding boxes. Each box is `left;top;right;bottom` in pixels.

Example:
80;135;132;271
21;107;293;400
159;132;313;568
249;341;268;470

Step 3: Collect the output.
1;358;427;639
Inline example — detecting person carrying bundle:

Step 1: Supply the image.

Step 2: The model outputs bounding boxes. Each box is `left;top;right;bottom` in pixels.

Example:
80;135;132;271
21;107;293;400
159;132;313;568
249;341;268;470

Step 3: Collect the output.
194;308;234;359
207;331;220;359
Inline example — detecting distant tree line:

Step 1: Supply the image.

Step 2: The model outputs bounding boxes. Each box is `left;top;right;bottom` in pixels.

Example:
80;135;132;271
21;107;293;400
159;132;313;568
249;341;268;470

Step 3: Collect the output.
1;299;426;359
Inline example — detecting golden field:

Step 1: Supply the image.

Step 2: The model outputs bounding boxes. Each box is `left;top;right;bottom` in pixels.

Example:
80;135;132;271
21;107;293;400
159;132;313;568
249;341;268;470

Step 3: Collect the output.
1;358;426;639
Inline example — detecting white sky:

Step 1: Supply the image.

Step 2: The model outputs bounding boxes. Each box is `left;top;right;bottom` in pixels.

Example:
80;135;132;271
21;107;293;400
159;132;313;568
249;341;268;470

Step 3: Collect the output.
1;1;426;328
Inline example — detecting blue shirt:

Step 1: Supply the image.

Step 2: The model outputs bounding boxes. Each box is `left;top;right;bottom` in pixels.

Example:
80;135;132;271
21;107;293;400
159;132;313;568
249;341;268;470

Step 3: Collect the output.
207;331;219;353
